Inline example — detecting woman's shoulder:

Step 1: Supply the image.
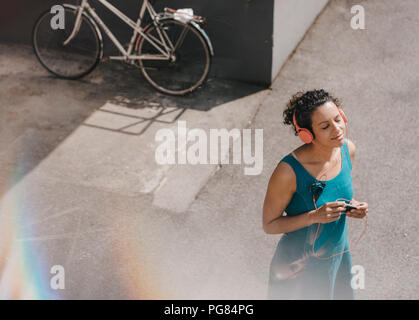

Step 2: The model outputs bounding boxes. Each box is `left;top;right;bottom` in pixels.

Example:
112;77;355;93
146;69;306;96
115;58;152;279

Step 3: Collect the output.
346;139;356;155
268;161;297;194
345;139;356;163
271;159;296;186
290;144;308;162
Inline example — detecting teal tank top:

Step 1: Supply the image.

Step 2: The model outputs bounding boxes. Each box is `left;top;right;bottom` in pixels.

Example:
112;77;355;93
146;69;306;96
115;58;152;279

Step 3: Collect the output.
284;140;353;216
268;140;355;300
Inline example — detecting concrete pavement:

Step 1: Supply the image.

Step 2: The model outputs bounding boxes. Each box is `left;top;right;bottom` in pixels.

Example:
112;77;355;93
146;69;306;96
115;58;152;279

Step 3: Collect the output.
186;0;419;299
0;40;268;298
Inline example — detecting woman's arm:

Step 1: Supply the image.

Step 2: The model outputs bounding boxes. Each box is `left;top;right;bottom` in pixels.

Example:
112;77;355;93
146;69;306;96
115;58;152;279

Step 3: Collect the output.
262;162;315;234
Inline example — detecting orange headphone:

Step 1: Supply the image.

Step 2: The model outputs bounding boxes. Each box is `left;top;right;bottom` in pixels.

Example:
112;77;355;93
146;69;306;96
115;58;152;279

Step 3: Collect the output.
293;108;348;144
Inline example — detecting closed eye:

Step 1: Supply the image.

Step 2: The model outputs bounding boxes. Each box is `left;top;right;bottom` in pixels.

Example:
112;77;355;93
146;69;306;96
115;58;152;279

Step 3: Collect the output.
321;116;341;130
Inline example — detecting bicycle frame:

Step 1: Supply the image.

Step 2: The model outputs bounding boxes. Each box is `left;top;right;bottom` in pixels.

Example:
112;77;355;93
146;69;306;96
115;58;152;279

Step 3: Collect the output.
64;0;174;61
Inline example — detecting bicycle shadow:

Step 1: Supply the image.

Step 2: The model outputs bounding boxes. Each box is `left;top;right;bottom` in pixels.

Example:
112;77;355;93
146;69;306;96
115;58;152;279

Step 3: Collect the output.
77;60;265;136
0;43;266;200
0;43;268;299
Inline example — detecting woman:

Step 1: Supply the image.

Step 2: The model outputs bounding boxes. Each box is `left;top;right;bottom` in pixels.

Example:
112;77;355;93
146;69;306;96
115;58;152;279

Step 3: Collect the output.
263;89;368;300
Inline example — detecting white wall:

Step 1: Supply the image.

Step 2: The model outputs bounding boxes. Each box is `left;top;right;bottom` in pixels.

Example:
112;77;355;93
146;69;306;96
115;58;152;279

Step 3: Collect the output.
271;0;329;81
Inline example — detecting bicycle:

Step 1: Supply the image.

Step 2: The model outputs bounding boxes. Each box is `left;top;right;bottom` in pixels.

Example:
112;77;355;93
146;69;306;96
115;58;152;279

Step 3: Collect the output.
32;0;214;95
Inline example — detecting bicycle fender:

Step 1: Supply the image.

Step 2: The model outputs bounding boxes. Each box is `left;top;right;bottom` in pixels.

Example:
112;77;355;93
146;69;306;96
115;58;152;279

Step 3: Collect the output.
62;4;104;60
134;24;153;52
155;16;214;56
189;21;214;56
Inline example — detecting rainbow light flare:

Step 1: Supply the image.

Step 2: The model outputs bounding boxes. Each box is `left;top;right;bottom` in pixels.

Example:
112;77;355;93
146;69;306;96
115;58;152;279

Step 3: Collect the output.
113;224;172;300
0;126;179;300
0;148;55;300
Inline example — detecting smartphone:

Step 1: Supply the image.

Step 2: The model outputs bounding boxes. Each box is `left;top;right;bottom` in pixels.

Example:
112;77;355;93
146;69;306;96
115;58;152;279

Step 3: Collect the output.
344;204;358;212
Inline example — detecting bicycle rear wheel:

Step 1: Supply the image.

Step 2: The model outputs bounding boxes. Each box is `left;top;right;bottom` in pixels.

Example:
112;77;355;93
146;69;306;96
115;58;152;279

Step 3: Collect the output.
137;19;211;95
33;6;102;79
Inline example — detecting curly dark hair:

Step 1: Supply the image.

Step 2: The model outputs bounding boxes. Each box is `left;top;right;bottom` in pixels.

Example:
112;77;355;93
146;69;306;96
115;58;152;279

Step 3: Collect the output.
283;89;342;137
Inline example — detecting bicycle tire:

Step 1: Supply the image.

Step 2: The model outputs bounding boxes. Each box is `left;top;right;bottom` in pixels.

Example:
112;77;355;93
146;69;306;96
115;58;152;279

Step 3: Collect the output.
32;6;102;79
137;19;211;95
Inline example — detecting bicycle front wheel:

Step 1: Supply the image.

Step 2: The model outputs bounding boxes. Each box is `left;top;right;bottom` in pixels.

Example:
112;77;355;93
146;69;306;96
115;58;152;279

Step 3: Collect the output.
33;6;102;79
137;19;211;95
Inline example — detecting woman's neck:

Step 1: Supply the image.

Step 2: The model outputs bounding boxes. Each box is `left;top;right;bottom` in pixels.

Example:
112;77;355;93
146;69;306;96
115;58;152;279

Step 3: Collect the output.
305;143;340;163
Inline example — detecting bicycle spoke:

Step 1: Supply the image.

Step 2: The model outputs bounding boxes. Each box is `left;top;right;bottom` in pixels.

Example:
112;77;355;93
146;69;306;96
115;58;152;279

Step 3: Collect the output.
33;7;101;79
173;26;189;52
137;19;210;95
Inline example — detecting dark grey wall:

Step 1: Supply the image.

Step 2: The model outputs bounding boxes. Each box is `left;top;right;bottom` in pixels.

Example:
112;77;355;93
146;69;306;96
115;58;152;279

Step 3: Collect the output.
0;0;273;85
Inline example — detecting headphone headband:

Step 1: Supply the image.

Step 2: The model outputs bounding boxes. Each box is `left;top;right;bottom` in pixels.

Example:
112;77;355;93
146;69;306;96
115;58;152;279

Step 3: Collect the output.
292;111;301;131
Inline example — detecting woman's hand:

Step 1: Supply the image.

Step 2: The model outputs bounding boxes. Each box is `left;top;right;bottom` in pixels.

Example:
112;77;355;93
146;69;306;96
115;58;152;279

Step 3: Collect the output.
309;201;346;224
347;199;368;219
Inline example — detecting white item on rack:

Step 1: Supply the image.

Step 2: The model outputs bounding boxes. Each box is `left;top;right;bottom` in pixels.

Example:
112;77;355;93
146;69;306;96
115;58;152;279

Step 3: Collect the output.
174;8;194;23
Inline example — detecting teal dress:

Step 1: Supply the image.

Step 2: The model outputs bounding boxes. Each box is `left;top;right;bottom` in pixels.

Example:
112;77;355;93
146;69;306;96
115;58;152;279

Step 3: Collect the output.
268;140;354;300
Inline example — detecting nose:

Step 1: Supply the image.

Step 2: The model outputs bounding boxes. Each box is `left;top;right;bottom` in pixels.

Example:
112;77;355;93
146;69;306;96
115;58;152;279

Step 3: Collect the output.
331;122;342;136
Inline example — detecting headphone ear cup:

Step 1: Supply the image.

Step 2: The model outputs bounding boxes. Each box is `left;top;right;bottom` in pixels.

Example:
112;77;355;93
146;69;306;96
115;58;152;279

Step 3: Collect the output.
339;108;348;123
293;111;313;143
298;129;313;144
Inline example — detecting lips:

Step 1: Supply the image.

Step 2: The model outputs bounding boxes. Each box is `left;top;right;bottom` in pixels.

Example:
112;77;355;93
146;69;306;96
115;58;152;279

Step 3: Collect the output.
332;133;344;140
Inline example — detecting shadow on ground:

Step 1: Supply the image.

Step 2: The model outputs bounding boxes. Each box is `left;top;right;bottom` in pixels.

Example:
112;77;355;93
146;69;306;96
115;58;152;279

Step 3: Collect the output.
0;43;265;199
94;61;265;112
